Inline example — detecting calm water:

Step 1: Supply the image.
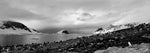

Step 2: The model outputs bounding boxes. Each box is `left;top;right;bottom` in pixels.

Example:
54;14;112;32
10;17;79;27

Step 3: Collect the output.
0;34;87;46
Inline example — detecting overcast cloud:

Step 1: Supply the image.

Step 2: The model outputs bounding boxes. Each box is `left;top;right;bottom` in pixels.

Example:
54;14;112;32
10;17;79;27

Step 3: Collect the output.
0;0;150;33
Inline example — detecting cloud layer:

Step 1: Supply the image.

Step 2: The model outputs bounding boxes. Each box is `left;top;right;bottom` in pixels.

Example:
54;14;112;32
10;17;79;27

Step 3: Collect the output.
0;0;150;33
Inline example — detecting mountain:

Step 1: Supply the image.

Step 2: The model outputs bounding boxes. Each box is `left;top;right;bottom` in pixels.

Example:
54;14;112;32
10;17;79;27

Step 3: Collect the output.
0;20;39;35
93;23;139;35
57;30;70;34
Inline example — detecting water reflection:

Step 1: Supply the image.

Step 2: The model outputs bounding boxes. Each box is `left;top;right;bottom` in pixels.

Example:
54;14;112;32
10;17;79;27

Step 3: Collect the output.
0;34;87;46
0;35;26;46
24;35;41;44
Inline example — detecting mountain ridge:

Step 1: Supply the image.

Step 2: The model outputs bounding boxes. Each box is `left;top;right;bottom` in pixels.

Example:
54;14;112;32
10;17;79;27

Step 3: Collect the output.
0;20;39;35
93;23;139;35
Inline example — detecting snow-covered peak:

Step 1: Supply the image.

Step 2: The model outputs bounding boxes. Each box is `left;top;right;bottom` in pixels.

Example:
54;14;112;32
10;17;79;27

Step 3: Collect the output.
0;20;39;35
94;23;139;35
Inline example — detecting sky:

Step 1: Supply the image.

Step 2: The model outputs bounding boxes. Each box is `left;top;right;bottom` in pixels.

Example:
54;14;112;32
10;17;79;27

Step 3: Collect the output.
0;0;150;34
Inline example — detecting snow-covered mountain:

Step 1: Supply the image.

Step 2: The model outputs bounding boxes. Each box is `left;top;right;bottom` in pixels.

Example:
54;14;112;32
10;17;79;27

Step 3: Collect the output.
93;23;139;35
0;20;39;35
57;30;70;34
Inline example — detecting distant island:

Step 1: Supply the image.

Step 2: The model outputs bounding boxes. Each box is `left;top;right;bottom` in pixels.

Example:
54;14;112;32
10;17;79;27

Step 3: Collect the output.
57;29;70;34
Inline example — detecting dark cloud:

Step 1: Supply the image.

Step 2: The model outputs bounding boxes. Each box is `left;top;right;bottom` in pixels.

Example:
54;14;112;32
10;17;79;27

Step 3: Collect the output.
0;0;45;20
0;7;35;19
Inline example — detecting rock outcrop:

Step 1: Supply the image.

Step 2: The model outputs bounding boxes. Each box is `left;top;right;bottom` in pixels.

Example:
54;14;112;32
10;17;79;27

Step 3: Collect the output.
57;30;70;34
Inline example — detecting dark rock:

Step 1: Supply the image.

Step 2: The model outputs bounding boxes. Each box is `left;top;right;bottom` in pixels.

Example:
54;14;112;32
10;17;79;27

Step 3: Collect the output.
95;28;103;32
57;30;70;34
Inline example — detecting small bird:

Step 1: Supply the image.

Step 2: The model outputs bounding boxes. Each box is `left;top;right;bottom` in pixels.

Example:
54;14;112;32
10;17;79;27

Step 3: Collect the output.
128;42;132;46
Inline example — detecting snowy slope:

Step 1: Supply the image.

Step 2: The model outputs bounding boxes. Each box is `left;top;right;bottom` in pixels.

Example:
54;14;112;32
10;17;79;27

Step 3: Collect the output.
94;23;139;35
0;20;39;35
